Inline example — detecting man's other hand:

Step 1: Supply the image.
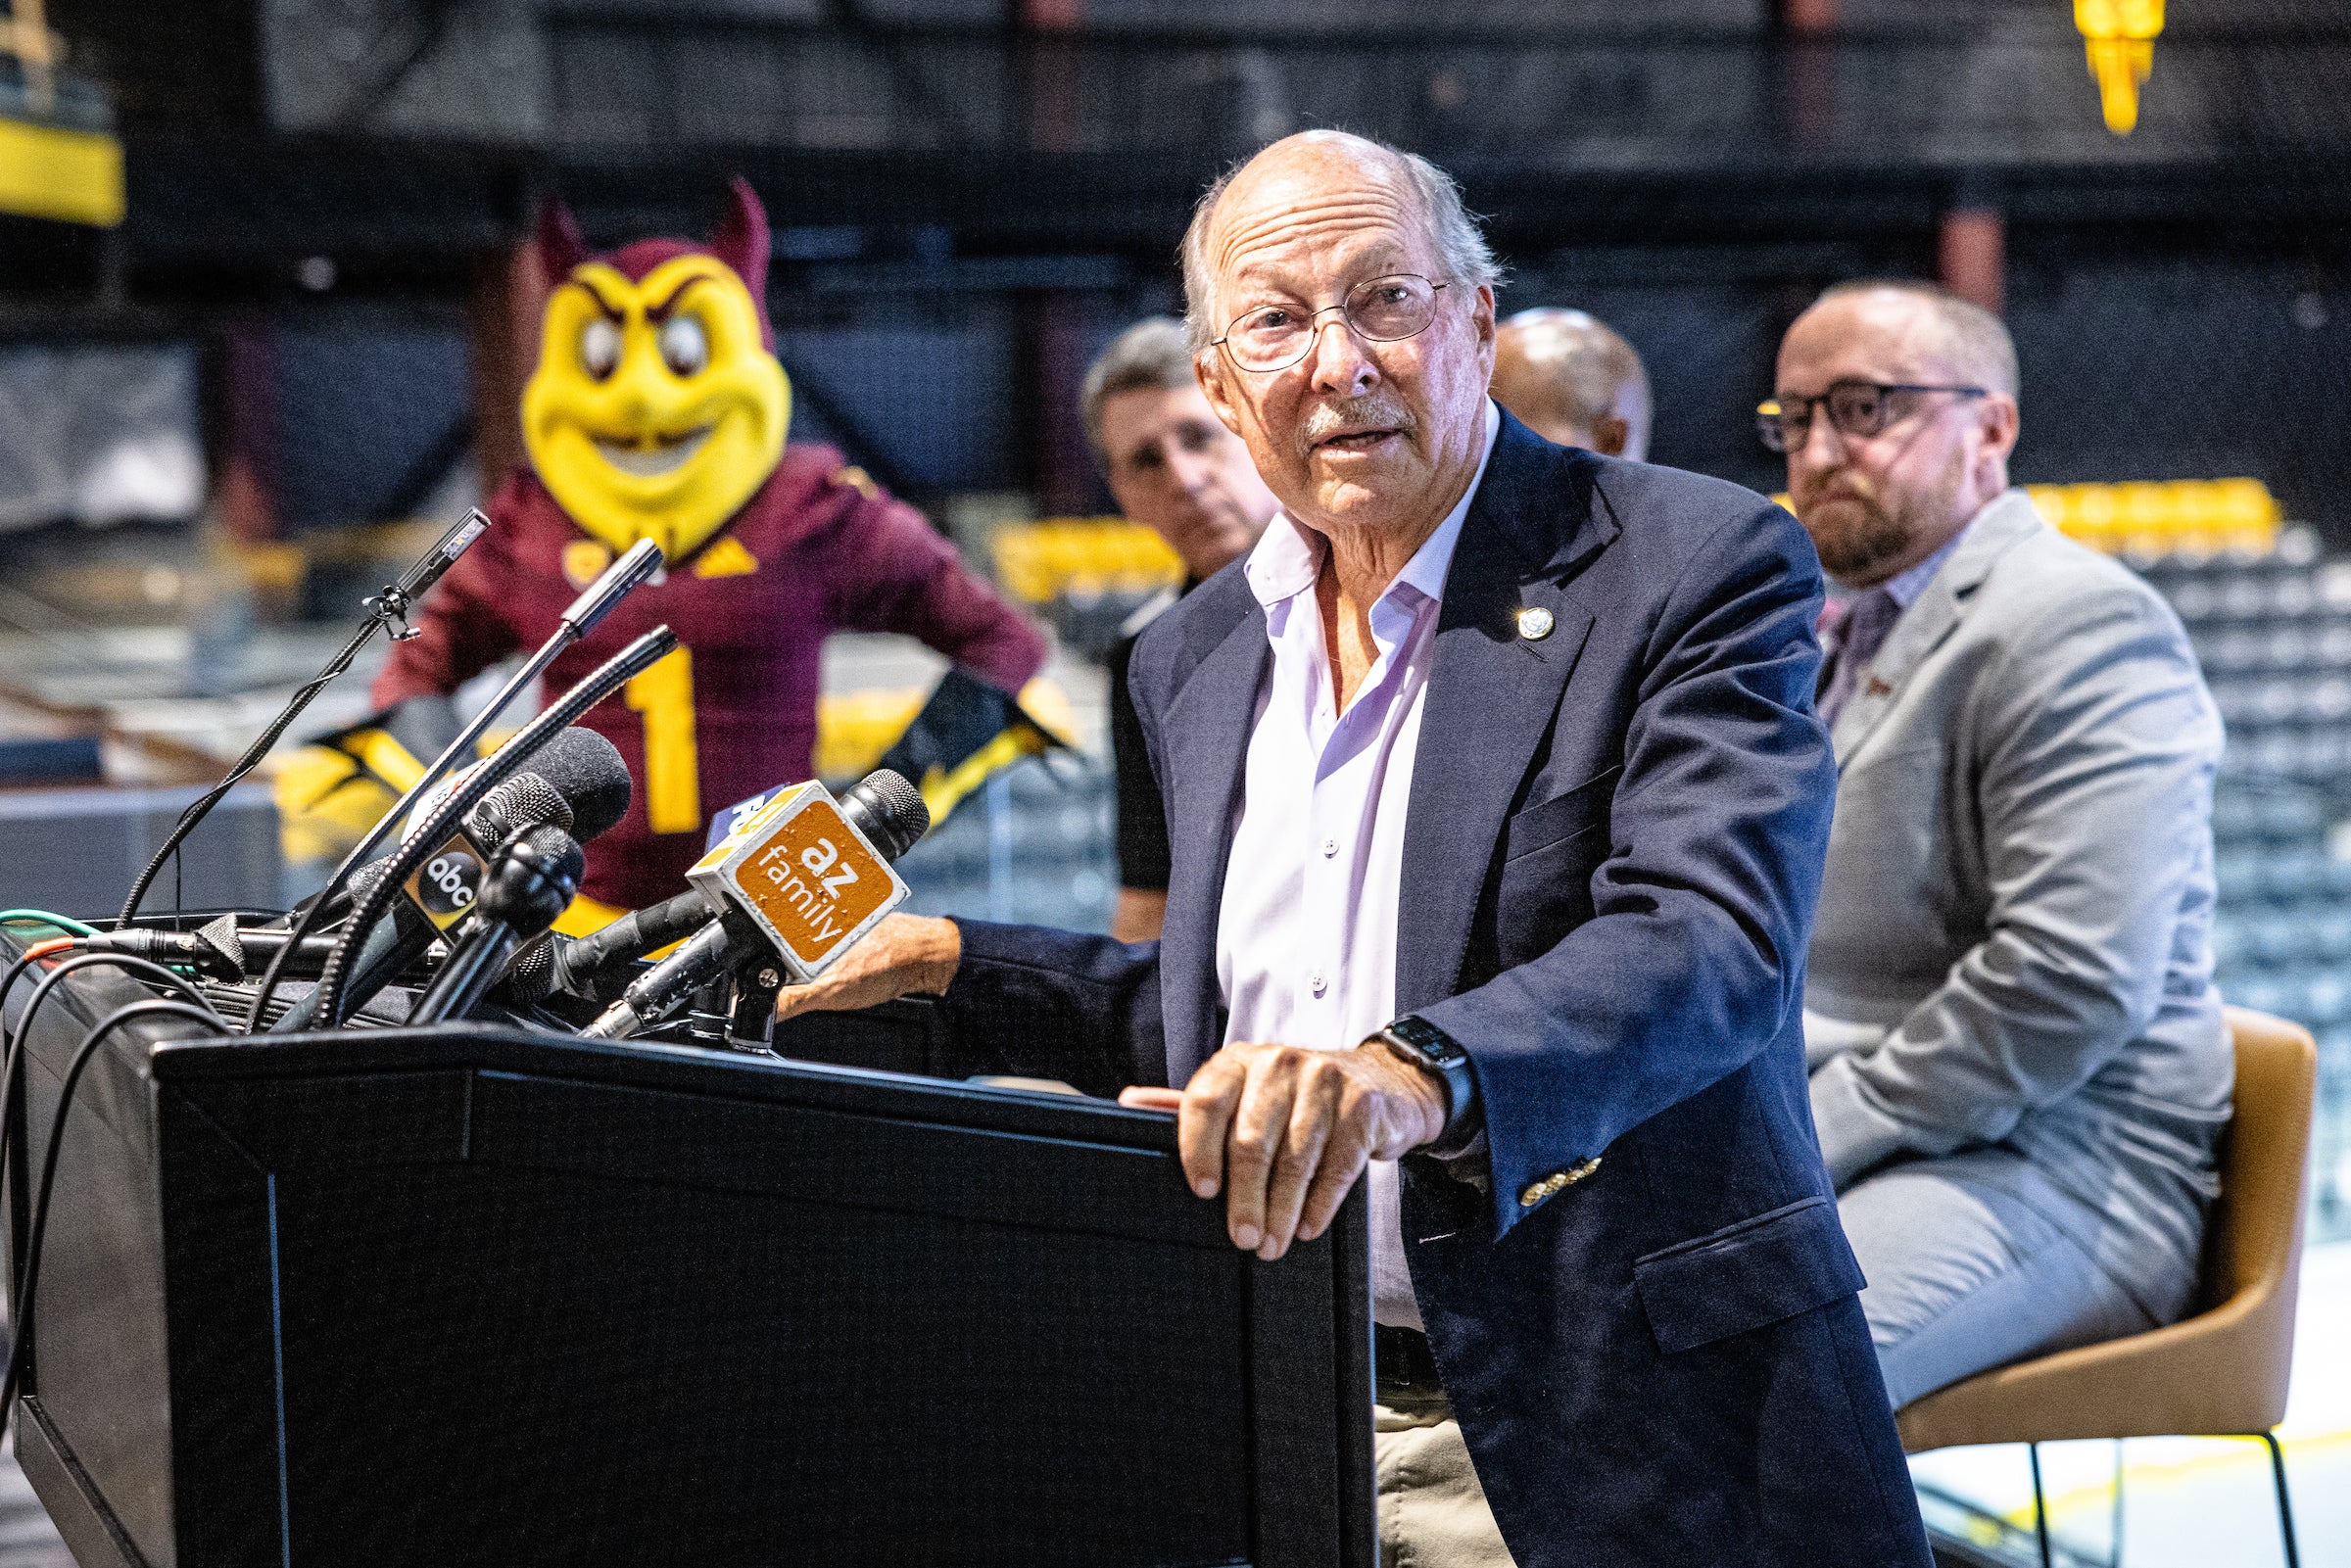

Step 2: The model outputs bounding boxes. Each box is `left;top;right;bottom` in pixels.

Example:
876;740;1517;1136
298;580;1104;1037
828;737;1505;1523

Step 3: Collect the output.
1118;1040;1447;1261
773;914;960;1022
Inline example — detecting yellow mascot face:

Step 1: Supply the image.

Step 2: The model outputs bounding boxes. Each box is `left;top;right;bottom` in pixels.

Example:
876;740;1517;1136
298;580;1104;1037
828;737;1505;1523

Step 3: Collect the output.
521;251;791;563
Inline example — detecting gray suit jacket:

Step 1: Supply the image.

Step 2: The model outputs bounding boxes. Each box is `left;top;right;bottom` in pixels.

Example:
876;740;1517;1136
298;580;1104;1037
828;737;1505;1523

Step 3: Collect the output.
1805;489;2231;1313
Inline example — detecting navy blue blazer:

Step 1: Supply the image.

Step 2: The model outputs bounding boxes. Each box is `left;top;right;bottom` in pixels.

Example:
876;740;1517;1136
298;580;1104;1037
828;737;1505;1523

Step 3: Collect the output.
936;411;1931;1568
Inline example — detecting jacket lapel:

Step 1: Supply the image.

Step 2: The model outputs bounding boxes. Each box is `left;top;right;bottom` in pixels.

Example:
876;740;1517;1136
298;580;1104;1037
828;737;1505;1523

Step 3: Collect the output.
1156;602;1271;1084
1831;490;2044;768
1396;417;1609;1015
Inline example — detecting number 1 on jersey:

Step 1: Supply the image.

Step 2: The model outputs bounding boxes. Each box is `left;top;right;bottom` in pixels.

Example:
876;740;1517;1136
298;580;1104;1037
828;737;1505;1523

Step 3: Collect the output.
625;645;702;834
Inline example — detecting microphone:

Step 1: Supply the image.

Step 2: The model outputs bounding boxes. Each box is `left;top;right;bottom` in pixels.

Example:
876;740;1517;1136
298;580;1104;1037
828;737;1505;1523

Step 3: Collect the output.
581;769;929;1047
247;539;663;1033
309;626;677;1028
92;762;577;982
558;536;665;638
380;507;495;624
488;885;715;1011
118;507;493;925
280;728;630;1031
257;745;619;1032
408;825;585;1024
496;766;925;1014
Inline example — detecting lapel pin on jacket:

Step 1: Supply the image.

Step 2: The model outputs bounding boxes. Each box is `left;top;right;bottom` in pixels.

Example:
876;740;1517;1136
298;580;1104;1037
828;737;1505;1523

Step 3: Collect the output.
1517;605;1556;641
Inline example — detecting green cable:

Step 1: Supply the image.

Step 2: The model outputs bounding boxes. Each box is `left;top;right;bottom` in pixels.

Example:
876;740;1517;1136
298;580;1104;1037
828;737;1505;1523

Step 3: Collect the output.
0;910;99;937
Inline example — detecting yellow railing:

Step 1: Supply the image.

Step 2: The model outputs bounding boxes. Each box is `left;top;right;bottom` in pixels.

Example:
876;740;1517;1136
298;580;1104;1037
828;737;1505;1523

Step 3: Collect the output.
2026;478;2278;557
990;518;1183;605
1770;479;2281;559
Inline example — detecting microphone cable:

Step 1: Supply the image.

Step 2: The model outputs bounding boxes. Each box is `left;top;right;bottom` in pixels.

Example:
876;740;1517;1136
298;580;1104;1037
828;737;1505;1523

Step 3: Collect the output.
119;509;492;927
245;538;662;1034
0;914;105;1034
498;887;713;1011
0;998;228;1433
0;938;230;1407
308;625;677;1029
0;913;95;942
0;953;227;1226
2;949;224;1089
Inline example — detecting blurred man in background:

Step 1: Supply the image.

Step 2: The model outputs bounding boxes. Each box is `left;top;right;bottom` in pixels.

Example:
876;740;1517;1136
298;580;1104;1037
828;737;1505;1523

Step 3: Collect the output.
1487;308;1651;459
1772;280;2231;1408
1081;316;1279;941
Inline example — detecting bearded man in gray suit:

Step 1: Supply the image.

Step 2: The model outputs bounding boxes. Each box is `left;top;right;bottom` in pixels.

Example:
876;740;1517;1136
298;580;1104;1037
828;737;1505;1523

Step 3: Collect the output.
1767;280;2231;1408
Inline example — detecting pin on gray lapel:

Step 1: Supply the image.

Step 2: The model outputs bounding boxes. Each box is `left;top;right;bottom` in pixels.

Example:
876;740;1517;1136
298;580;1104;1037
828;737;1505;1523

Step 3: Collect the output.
1516;605;1555;641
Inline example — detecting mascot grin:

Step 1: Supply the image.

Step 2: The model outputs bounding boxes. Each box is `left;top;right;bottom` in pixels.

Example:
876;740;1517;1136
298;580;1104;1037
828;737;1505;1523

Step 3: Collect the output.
520;195;792;564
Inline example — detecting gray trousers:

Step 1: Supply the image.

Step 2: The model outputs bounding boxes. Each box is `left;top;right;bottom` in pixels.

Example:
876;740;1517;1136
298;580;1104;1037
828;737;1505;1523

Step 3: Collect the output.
1837;1147;2180;1409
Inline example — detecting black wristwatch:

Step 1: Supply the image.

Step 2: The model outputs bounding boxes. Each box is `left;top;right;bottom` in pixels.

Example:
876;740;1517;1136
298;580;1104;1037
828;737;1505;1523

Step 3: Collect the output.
1372;1015;1479;1154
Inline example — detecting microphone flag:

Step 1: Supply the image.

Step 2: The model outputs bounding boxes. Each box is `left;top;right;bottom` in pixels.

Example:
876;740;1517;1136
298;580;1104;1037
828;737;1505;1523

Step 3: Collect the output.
704;783;792;850
686;782;906;981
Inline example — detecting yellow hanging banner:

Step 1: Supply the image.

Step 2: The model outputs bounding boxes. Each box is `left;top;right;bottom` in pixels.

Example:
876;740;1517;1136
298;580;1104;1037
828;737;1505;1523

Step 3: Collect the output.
0;115;122;226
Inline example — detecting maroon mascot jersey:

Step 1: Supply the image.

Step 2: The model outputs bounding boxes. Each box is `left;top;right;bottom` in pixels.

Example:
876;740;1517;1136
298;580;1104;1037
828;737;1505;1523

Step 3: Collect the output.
373;454;1045;909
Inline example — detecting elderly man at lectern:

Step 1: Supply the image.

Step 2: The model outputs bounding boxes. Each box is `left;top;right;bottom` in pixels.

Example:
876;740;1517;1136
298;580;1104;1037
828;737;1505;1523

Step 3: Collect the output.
782;132;1929;1568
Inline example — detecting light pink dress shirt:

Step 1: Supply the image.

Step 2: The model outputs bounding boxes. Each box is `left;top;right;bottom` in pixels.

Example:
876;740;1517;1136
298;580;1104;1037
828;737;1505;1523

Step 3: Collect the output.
1216;401;1500;1329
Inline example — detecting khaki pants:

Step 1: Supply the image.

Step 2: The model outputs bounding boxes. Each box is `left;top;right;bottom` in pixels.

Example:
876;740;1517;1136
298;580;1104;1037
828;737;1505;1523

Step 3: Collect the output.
1374;1391;1518;1568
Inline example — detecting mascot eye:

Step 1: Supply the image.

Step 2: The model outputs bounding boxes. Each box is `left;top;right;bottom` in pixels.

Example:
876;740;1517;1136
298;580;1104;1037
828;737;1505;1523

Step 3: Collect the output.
579;317;621;381
659;316;709;378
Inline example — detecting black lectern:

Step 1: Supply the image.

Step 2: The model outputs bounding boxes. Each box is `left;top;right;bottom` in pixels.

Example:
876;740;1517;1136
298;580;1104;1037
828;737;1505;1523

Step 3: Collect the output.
3;958;1373;1568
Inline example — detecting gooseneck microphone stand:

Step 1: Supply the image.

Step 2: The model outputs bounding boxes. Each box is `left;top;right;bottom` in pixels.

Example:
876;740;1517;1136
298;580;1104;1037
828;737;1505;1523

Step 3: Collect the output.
245;537;664;1032
118;508;493;926
307;624;678;1029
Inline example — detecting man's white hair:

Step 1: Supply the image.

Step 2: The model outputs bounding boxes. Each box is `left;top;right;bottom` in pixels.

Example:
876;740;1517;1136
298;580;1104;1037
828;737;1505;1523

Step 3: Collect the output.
1178;131;1503;355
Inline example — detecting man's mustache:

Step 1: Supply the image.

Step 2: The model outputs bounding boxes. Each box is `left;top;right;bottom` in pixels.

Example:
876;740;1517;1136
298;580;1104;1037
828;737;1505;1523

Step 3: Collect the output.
1806;470;1880;509
1299;392;1415;454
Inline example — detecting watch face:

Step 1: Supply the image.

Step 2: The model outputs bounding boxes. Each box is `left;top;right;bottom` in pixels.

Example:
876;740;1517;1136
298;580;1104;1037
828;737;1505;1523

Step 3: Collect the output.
1390;1016;1465;1065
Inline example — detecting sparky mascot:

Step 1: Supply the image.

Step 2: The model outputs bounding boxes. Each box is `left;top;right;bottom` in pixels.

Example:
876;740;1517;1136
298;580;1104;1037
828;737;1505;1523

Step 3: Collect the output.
370;178;1046;917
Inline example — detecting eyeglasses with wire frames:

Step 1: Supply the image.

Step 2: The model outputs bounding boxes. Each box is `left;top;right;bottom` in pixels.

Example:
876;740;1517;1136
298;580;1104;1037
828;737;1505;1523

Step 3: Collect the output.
1755;380;1989;452
1212;274;1450;374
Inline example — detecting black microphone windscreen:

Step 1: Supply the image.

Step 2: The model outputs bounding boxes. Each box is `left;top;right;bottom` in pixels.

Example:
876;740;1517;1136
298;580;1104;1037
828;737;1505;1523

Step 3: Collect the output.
842;767;929;861
521;727;633;842
472;771;572;844
515;823;589;888
491;931;561;1006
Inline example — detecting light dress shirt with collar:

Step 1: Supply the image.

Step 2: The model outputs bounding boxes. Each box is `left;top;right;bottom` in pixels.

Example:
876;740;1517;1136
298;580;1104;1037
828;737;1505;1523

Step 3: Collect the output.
1821;508;1978;625
1215;399;1500;1331
1874;513;1976;611
1819;512;1983;724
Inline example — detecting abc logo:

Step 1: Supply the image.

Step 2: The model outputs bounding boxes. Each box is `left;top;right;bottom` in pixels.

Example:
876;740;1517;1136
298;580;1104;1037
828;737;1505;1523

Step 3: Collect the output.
412;839;486;922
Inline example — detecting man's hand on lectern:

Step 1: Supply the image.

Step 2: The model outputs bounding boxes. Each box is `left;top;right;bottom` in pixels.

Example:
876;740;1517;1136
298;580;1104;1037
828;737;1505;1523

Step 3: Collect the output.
1119;1040;1447;1263
772;913;961;1021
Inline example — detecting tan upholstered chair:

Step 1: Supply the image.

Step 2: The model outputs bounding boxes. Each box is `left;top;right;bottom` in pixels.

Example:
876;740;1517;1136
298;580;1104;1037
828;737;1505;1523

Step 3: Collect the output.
1895;1008;2319;1568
